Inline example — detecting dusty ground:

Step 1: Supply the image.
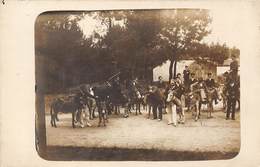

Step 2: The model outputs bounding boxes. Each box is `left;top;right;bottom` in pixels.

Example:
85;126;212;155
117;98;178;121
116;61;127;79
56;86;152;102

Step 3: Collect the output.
44;103;240;160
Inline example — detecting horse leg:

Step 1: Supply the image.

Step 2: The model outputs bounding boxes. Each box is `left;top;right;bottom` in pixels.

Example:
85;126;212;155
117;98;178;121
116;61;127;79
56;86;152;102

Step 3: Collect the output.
103;112;106;126
237;99;240;111
79;109;85;128
50;115;54;127
135;103;138;115
210;101;213;118
148;105;152;119
93;103;97;118
50;107;54;127
195;101;200;121
55;110;59;122
88;103;92;120
98;111;102;127
50;114;53;127
207;101;212;118
138;103;142;114
147;105;150;118
72;112;75;128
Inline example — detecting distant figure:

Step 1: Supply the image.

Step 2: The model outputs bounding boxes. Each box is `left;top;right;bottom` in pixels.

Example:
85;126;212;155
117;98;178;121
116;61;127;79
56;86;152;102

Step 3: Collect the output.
189;73;197;92
156;76;166;89
176;73;183;85
230;54;239;77
183;65;190;88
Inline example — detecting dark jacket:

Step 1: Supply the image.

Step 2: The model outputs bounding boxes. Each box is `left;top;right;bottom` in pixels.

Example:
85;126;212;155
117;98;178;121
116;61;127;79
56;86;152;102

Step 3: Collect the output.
205;78;216;88
225;81;239;99
183;70;190;83
189;78;197;85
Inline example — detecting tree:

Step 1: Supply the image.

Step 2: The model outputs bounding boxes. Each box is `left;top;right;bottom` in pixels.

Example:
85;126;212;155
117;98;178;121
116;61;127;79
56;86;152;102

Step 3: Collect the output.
35;12;103;92
190;42;230;65
158;9;212;80
98;10;163;81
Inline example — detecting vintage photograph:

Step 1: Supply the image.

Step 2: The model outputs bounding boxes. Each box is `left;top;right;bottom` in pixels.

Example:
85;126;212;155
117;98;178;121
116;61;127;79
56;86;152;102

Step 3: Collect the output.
35;9;240;161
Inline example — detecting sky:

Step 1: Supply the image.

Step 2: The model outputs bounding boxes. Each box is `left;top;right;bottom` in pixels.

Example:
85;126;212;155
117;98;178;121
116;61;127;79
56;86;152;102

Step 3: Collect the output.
203;7;244;49
77;6;252;50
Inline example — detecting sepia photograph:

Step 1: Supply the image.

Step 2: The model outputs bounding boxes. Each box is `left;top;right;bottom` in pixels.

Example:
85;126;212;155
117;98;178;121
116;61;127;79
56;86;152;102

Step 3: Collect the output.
34;9;241;161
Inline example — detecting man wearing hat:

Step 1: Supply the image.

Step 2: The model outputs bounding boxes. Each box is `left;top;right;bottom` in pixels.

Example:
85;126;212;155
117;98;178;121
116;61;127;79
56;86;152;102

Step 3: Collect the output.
183;65;190;86
205;73;219;104
189;73;197;92
225;77;240;120
166;79;185;126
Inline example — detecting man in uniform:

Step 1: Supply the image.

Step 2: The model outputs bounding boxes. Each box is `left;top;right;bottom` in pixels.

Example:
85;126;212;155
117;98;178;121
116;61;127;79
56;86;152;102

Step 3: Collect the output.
225;77;239;120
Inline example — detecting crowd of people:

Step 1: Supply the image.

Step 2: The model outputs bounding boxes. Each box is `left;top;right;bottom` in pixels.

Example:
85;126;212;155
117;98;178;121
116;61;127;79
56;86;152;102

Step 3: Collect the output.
150;56;240;126
54;56;240;128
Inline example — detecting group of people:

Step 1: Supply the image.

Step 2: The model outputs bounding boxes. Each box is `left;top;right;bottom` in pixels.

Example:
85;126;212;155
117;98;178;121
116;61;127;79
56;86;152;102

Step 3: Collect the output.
63;56;240;128
150;57;240;126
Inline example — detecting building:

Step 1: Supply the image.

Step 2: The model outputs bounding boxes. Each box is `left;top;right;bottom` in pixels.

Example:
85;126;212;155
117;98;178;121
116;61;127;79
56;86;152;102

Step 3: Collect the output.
153;59;217;81
153;60;194;81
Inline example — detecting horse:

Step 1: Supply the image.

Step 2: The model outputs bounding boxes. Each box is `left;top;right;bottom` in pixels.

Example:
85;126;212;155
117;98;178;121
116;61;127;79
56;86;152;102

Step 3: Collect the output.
127;84;144;115
92;79;130;121
187;81;217;121
84;87;97;120
50;93;84;128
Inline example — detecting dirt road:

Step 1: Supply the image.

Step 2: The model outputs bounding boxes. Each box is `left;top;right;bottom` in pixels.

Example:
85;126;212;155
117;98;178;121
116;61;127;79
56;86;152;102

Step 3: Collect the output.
45;106;240;160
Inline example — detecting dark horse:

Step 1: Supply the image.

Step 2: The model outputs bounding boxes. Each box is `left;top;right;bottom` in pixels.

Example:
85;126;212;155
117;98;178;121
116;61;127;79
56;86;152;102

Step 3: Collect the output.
50;93;84;128
92;79;130;126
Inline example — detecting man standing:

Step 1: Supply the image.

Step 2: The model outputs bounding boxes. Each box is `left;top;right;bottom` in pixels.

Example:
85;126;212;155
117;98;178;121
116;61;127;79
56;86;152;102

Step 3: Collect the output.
151;76;165;121
225;77;239;120
230;54;239;77
183;65;190;88
166;79;185;126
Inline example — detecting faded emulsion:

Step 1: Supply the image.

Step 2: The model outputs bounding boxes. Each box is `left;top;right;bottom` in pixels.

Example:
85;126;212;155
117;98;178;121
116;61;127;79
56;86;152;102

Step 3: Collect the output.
35;9;240;161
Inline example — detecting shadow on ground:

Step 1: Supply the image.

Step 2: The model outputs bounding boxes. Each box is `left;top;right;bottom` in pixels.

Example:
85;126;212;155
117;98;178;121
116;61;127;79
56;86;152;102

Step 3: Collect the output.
42;146;239;161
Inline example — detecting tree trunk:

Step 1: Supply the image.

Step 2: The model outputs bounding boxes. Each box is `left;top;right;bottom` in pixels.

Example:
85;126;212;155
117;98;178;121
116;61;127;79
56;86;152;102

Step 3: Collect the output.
173;61;177;79
169;60;174;81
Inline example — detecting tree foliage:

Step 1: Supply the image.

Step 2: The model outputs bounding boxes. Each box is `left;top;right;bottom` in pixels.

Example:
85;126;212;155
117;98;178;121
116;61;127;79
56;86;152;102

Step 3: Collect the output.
35;10;239;93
